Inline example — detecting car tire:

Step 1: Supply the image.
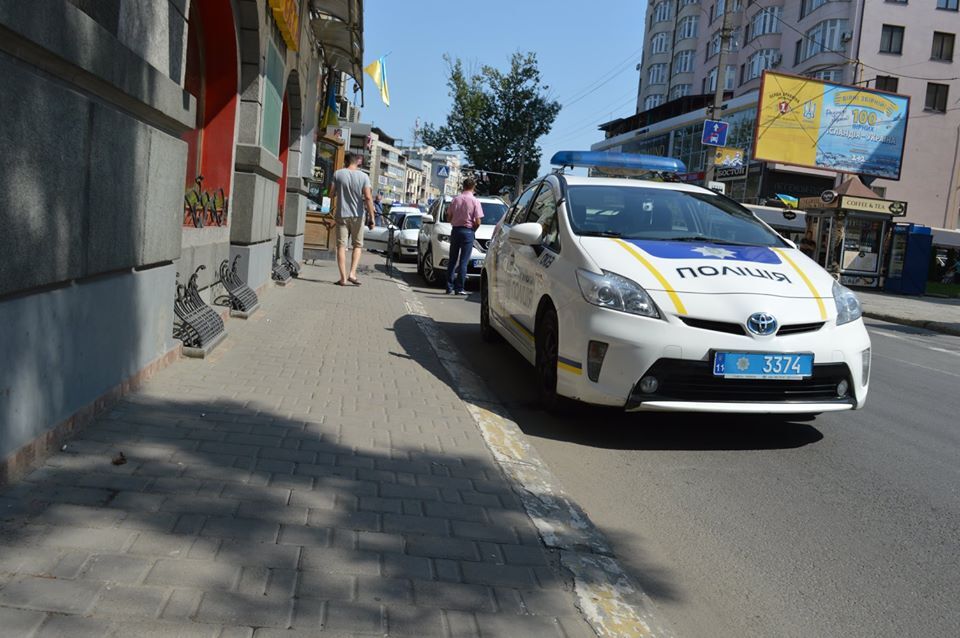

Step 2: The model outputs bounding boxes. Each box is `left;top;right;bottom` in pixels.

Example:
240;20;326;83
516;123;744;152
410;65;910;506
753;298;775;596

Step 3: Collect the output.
422;248;443;287
535;306;563;412
480;274;501;343
416;250;424;276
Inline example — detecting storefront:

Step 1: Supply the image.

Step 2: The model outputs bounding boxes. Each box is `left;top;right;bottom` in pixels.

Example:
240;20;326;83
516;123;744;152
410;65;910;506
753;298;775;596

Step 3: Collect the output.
799;181;908;288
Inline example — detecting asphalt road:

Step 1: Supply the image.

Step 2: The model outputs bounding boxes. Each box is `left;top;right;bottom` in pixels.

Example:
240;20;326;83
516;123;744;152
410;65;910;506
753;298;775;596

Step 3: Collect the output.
387;259;960;638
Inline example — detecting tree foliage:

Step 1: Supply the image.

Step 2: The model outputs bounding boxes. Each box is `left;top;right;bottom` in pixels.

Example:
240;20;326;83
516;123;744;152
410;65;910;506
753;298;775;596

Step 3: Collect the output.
422;52;561;196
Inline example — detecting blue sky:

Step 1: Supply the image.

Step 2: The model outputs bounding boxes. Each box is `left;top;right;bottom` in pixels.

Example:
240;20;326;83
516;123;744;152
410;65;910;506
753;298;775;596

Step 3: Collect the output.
356;0;647;176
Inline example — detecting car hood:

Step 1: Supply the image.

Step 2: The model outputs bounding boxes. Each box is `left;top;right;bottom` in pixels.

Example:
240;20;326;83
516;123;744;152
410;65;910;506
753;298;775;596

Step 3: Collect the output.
397;229;419;242
578;237;837;320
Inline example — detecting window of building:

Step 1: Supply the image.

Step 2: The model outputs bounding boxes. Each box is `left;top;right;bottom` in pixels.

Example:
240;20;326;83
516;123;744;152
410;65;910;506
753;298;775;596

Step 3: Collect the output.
880;25;905;54
811;69;843;82
648;63;667;85
707;31;722;59
885;0;907;4
875;75;899;91
651;32;670;54
673;50;695;75
937;0;958;10
680;0;700;6
932;32;955;61
653;1;672;22
670;83;693;100
926;82;949;111
677;15;699;41
794;39;803;65
644;94;666;110
705;65;737;92
802;19;849;61
747;6;781;41
800;0;847;19
746;49;780;81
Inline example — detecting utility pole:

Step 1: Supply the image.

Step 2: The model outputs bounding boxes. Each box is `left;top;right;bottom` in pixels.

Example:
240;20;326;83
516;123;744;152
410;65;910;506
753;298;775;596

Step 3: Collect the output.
703;6;734;185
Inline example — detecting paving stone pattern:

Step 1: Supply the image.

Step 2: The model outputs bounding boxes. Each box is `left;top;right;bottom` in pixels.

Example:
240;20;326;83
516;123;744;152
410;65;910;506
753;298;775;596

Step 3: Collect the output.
0;262;596;637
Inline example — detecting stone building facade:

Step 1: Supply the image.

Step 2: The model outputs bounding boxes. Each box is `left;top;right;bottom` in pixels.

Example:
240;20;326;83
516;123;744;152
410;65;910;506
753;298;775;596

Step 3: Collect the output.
0;0;362;478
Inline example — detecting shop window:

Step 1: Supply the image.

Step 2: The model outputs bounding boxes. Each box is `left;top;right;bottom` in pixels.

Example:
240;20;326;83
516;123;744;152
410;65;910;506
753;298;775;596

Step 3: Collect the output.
262;41;285;156
181;0;239;228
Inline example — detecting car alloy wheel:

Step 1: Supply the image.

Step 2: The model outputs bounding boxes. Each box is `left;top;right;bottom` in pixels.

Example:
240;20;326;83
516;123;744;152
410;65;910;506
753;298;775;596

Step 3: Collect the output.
535;307;561;411
422;248;441;287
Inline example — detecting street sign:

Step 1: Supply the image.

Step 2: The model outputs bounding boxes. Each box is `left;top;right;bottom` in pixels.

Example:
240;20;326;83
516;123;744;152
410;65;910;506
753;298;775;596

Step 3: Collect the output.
435;165;450;178
701;119;729;147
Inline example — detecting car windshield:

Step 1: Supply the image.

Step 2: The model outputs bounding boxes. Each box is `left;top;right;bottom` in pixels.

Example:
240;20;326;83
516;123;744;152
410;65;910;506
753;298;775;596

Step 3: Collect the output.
479;201;508;225
403;216;422;230
565;185;786;246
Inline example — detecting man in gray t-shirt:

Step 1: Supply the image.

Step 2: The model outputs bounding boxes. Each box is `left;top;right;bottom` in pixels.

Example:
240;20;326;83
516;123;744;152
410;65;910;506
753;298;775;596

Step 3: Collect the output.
330;151;376;285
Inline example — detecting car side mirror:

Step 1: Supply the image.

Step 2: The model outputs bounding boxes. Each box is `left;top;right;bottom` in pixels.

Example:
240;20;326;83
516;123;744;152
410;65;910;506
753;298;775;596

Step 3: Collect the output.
508;222;544;246
422;214;434;224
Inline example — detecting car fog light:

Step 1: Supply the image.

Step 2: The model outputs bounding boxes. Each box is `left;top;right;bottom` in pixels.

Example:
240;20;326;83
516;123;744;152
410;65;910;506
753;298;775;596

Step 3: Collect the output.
837;379;849;397
861;348;871;385
639;376;659;394
439;258;448;267
587;341;608;382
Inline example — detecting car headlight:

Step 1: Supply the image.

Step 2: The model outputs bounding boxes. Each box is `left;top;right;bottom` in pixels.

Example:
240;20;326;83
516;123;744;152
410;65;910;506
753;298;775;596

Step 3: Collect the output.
576;269;660;318
833;281;863;325
438;234;450;243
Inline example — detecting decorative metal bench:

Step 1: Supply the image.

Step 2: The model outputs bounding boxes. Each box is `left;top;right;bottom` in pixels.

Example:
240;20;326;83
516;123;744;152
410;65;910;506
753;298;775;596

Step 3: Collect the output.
174;266;226;357
283;241;301;278
272;240;293;284
216;256;259;318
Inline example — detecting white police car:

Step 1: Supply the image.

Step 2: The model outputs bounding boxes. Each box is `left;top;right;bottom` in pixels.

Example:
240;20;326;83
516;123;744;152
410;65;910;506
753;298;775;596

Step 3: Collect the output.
481;151;871;414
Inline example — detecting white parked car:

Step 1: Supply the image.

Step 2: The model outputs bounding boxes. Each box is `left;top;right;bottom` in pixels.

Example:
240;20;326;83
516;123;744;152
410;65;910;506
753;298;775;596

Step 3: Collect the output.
417;195;509;287
366;206;423;261
481;151;871;415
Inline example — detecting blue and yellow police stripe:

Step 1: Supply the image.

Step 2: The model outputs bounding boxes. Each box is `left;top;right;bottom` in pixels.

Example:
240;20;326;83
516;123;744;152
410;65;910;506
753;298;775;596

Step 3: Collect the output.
509;315;535;342
557;355;583;375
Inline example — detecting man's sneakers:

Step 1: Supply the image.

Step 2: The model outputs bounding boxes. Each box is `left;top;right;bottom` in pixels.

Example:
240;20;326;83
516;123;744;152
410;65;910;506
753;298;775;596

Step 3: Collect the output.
455;290;469;296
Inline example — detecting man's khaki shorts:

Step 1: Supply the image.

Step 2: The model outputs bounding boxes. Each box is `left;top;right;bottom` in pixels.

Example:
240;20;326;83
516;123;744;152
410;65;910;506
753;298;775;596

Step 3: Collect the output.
336;217;365;248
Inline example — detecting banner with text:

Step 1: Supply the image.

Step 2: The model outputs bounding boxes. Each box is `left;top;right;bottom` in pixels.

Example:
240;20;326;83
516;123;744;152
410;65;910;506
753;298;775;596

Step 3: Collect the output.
754;71;909;180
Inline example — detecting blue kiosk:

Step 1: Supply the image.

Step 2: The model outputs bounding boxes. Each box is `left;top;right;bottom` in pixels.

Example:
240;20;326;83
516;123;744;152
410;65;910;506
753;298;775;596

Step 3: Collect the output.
885;223;933;296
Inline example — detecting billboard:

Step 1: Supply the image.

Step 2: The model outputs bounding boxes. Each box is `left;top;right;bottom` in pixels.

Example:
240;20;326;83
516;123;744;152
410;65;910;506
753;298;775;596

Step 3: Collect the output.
754;71;909;180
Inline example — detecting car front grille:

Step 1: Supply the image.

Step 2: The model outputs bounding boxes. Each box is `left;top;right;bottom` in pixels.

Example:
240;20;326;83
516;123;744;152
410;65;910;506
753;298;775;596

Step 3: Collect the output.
626;358;853;407
777;321;825;336
678;317;826;337
680;317;745;335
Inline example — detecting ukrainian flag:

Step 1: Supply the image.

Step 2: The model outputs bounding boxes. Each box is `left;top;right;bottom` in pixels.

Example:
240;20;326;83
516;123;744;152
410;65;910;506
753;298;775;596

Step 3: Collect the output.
364;57;390;107
776;193;799;209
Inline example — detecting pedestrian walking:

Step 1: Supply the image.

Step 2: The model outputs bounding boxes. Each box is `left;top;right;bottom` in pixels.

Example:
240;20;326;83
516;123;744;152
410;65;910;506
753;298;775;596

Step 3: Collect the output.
445;178;484;295
330;151;376;286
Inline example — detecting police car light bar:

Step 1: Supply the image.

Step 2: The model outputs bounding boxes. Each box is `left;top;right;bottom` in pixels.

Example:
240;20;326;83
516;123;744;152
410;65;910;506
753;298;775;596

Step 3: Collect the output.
549;151;686;174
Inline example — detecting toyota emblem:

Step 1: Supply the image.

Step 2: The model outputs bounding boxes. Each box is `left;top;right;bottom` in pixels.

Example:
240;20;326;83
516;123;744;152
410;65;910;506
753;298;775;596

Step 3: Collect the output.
746;312;778;336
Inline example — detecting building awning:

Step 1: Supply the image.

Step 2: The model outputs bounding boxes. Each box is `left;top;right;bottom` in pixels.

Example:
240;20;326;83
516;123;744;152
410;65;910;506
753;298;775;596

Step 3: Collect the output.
933;226;960;248
309;0;363;91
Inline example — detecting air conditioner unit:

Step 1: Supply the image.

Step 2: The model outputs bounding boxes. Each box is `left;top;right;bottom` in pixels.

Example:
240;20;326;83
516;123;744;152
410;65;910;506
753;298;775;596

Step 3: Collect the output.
771;52;783;67
841;31;853;42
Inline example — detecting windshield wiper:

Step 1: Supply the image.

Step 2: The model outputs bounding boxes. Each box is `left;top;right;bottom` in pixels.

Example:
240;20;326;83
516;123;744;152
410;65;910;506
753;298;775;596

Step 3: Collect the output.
578;230;622;237
668;236;755;246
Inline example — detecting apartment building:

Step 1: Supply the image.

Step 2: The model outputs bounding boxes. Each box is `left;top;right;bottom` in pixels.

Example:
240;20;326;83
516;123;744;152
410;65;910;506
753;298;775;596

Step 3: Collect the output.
624;0;960;229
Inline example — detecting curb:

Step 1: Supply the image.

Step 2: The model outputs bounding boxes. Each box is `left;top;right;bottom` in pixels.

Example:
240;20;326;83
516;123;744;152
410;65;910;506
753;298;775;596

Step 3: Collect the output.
863;311;960;337
395;280;674;638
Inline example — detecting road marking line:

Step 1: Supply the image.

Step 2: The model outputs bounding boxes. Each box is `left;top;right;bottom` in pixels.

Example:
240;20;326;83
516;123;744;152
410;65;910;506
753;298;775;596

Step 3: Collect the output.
872;353;960;378
396;278;671;638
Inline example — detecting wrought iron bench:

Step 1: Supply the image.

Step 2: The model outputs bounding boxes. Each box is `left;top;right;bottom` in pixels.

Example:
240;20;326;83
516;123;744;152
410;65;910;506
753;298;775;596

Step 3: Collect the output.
272;237;293;284
174;266;226;356
283;241;301;278
216;256;259;317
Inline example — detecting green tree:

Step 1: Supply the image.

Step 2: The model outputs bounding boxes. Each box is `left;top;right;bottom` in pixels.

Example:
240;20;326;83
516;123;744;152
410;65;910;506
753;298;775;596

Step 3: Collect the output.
422;52;561;196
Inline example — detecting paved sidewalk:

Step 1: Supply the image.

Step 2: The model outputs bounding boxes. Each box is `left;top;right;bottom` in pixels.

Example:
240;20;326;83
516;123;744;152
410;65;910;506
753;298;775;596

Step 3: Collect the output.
0;260;597;637
857;289;960;336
